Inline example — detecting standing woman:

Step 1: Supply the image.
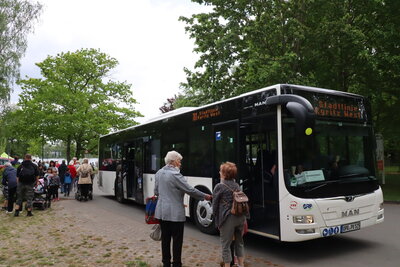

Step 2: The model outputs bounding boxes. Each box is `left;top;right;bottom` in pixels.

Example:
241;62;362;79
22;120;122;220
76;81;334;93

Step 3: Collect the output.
212;162;246;267
76;158;93;201
154;151;212;267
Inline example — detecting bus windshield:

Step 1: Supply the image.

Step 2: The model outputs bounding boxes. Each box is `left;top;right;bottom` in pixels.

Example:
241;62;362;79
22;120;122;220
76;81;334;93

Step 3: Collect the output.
282;119;379;198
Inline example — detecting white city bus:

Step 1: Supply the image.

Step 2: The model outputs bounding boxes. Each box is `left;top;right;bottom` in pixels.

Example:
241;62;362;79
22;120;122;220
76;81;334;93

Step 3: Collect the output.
98;84;384;242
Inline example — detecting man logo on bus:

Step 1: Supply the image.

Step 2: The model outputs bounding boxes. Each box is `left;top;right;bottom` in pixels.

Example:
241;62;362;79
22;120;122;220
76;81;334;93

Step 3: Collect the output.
290;201;298;210
342;208;360;218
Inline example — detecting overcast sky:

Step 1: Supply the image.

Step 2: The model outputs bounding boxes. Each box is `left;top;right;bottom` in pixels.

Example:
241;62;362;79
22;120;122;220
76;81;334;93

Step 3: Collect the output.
13;0;210;122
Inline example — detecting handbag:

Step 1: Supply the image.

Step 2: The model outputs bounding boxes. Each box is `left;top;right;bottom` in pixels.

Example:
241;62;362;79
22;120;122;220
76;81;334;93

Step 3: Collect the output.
150;224;162;241
145;196;159;224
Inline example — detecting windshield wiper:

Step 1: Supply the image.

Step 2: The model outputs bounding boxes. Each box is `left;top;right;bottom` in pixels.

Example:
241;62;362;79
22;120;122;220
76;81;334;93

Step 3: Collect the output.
338;173;365;178
304;180;340;193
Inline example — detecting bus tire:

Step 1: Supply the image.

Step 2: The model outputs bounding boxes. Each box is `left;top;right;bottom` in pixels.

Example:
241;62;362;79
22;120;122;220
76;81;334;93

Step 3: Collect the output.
193;198;217;235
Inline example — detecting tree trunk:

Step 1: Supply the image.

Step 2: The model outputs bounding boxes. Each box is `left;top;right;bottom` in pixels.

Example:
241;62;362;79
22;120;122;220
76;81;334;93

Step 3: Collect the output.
76;140;82;160
66;135;71;163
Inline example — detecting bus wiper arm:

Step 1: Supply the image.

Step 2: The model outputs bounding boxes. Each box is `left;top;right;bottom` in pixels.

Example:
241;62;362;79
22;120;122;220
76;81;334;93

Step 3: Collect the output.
338;173;364;178
305;180;339;193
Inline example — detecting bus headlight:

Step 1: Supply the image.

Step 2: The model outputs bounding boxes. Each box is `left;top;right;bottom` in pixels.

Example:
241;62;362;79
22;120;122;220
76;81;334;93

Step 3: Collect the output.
293;215;314;224
379;202;384;211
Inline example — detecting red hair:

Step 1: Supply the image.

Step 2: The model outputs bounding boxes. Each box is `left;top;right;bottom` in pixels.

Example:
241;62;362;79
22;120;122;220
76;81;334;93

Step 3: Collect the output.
220;162;237;180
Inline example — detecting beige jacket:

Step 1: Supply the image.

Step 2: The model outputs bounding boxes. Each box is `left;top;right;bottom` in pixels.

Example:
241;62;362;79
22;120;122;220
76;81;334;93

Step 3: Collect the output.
77;163;93;184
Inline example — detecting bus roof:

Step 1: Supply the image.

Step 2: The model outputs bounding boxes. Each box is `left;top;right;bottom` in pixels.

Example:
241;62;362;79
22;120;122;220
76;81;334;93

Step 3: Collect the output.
100;84;363;138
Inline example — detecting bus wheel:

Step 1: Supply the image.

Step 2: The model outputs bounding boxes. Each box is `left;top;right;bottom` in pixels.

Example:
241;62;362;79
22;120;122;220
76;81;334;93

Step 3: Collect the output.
193;199;217;235
115;175;125;203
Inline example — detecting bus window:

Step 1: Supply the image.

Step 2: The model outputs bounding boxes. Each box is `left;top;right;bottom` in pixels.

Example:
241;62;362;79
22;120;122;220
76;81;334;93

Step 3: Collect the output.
144;138;160;173
187;125;212;177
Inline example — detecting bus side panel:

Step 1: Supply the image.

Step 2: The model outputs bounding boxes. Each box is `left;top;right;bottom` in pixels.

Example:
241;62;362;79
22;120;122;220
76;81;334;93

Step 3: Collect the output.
98;171;116;196
183;176;213;216
143;173;156;201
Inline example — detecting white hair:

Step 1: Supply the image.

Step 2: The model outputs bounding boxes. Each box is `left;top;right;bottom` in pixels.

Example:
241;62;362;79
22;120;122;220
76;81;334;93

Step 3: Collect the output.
5;162;11;167
69;160;75;165
164;151;183;165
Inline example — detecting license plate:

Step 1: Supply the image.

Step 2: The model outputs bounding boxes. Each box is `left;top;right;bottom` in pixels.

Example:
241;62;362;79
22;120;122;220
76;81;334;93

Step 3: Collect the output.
341;221;361;233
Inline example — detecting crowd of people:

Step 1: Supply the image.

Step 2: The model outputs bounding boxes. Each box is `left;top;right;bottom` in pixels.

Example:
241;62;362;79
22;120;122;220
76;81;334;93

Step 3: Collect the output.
1;154;95;216
3;151;247;266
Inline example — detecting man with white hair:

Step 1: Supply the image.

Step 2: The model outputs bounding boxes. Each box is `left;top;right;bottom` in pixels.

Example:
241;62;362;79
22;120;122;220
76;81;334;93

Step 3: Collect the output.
154;150;212;267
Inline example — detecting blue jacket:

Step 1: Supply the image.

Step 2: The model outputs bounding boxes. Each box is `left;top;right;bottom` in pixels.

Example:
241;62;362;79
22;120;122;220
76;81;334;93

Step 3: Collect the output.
2;166;17;189
64;174;72;184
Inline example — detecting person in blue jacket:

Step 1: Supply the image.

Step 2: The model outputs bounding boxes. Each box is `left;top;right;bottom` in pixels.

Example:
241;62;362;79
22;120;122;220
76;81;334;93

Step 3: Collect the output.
63;168;72;197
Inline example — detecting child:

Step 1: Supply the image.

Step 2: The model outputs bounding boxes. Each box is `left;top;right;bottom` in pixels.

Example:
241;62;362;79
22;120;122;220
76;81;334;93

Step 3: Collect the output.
63;169;72;197
49;168;61;201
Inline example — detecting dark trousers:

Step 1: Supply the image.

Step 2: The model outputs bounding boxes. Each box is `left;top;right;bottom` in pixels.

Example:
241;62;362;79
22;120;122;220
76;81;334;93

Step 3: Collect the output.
50;186;59;199
7;187;17;212
80;184;90;198
160;220;184;267
64;183;71;196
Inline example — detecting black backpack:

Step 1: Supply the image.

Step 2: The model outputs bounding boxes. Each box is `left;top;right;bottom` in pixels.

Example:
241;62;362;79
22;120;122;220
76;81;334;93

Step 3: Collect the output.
19;163;36;183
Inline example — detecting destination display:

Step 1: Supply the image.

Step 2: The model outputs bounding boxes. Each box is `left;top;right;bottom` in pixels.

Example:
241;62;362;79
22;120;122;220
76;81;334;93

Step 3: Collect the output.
314;100;362;119
283;86;371;122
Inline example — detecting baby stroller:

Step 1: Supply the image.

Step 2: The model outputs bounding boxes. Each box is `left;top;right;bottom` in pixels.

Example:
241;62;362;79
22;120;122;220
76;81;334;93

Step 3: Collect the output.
74;181;93;201
32;178;51;210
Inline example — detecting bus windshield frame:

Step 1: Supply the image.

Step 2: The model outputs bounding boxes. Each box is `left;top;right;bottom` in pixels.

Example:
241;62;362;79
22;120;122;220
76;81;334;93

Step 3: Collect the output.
282;117;379;198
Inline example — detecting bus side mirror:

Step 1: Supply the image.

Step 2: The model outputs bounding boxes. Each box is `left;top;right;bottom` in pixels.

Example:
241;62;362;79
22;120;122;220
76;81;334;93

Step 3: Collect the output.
286;102;315;135
266;94;315;135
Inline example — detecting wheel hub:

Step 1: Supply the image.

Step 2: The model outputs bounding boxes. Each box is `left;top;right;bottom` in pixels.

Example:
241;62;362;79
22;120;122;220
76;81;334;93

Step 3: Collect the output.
196;200;213;227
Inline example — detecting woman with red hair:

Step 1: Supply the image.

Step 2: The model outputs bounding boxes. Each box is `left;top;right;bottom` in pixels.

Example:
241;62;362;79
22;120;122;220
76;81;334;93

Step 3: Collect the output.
212;162;247;267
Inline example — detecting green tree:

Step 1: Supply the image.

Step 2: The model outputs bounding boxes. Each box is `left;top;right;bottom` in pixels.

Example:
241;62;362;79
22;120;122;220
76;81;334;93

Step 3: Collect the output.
0;106;32;157
17;48;142;162
180;0;400;151
0;0;42;106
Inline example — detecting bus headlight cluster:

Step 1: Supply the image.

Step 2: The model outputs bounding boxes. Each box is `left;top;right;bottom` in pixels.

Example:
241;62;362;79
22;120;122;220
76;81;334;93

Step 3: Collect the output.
379;202;384;211
293;215;314;224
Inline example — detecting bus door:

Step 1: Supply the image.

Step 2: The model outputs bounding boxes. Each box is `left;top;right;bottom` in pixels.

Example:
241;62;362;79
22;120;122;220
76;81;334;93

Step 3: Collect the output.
212;120;239;184
124;139;144;203
240;115;280;237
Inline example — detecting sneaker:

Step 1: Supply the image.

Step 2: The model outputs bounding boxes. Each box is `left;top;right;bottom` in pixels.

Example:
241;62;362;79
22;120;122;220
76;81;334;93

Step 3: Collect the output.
6;211;13;214
14;210;19;217
27;211;33;217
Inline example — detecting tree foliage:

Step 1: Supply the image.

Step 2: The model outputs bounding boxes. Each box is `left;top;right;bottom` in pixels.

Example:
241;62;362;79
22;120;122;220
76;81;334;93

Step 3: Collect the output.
17;48;142;161
0;106;33;157
180;0;400;151
0;0;42;106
